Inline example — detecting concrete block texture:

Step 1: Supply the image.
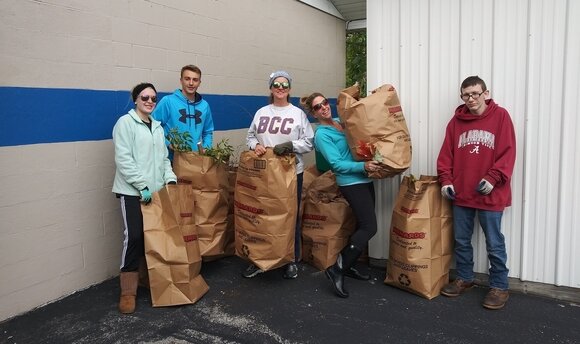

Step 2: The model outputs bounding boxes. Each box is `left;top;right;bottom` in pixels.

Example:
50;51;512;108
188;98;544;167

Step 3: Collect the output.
0;244;84;297
0;0;345;95
0;142;124;320
0;0;346;321
113;42;133;67
132;45;167;70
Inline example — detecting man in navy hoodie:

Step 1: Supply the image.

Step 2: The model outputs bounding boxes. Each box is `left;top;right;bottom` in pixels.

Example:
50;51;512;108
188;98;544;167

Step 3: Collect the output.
437;76;516;310
153;64;214;156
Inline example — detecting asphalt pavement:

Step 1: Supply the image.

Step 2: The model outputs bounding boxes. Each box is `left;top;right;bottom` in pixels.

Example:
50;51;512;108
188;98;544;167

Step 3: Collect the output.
1;256;579;344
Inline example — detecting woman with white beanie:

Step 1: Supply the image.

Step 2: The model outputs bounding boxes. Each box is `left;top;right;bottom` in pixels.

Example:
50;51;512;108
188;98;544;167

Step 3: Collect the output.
243;71;314;279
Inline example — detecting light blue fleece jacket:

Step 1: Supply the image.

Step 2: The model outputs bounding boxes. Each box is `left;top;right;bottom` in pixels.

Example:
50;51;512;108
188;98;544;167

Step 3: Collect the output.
314;122;370;186
112;109;176;196
152;89;214;152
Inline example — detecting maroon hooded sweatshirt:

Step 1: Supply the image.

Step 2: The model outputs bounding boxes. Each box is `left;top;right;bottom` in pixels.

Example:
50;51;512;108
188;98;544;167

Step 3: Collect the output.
437;99;516;211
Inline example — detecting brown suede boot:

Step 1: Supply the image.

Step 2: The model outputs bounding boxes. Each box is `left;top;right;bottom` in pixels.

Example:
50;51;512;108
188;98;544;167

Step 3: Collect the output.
482;288;509;310
119;272;139;314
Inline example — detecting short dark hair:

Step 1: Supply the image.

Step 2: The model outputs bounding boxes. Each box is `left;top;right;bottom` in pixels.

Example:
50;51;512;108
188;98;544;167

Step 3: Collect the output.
181;64;202;78
131;82;156;102
461;75;487;91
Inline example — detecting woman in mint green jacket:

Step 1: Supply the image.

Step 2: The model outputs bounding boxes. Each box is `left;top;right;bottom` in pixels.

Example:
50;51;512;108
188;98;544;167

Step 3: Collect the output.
301;92;380;299
112;83;176;314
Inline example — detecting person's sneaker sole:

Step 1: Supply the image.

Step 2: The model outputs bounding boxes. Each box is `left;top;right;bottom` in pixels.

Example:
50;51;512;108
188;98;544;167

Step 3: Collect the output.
440;290;461;297
283;272;298;279
482;302;507;310
283;264;298;279
242;268;263;278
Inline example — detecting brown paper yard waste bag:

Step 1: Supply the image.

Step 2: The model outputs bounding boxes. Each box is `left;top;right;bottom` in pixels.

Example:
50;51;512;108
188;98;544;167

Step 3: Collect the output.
384;175;453;299
337;83;412;178
142;185;209;307
173;151;232;260
234;149;297;271
223;167;237;257
301;171;356;270
299;165;322;219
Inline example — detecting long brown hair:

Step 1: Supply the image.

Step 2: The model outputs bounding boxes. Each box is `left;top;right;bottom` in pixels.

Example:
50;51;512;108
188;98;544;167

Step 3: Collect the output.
300;92;325;116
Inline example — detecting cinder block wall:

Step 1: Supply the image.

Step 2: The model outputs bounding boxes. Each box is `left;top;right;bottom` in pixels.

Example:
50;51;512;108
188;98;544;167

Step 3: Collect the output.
0;0;345;321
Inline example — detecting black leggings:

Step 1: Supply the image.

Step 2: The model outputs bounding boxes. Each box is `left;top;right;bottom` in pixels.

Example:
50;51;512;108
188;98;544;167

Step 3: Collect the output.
118;195;144;272
339;182;377;249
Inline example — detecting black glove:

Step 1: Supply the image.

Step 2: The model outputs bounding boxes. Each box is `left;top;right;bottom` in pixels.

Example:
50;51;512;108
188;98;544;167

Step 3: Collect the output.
273;141;293;155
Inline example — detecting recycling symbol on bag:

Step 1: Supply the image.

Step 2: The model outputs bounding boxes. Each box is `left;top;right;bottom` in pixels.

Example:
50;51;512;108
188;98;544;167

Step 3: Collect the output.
398;273;411;286
241;244;250;257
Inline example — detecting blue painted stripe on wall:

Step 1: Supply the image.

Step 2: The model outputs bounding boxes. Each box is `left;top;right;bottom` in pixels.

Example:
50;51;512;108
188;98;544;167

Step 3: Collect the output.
0;86;331;147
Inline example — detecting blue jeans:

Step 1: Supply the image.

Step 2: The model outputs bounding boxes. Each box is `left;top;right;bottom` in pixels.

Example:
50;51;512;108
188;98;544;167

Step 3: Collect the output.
453;205;509;289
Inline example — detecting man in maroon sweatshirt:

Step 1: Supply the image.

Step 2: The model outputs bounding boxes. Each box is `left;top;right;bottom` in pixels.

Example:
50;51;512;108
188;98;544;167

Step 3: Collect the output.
437;75;516;310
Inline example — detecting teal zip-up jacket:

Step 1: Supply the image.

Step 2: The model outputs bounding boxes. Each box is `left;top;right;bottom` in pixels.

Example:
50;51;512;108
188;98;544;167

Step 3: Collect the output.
314;121;370;186
152;89;214;152
112;109;176;196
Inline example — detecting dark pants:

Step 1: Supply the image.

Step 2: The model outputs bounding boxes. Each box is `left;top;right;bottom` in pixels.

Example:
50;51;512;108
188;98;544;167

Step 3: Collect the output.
294;172;304;262
339;182;377;248
118;195;144;272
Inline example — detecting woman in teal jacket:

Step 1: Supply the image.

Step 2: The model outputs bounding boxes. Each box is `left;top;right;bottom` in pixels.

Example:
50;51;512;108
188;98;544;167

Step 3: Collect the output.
112;83;176;314
301;92;380;298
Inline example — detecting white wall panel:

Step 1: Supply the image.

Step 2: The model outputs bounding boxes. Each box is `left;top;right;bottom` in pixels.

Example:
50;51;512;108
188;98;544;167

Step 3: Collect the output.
367;0;401;260
557;0;580;288
523;0;572;286
491;0;529;281
368;0;580;289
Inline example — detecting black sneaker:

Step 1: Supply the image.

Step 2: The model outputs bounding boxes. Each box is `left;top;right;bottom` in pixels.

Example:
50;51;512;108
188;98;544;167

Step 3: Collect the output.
283;263;298;279
242;264;263;278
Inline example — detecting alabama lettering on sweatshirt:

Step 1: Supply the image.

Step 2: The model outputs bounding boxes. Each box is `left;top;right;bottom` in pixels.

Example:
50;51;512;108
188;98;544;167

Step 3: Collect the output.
437;99;516;211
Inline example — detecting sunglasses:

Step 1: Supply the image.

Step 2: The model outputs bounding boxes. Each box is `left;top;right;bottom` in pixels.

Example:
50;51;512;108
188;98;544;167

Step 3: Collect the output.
140;95;157;102
312;99;329;112
272;81;290;89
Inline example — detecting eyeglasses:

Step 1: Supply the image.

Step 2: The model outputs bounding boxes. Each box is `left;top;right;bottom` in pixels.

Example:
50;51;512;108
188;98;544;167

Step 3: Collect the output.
460;91;485;101
140;95;157;102
312;99;329;112
272;81;290;89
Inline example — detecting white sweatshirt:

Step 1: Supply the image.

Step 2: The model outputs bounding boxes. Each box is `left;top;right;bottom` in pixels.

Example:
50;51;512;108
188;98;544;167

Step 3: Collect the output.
246;103;314;174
